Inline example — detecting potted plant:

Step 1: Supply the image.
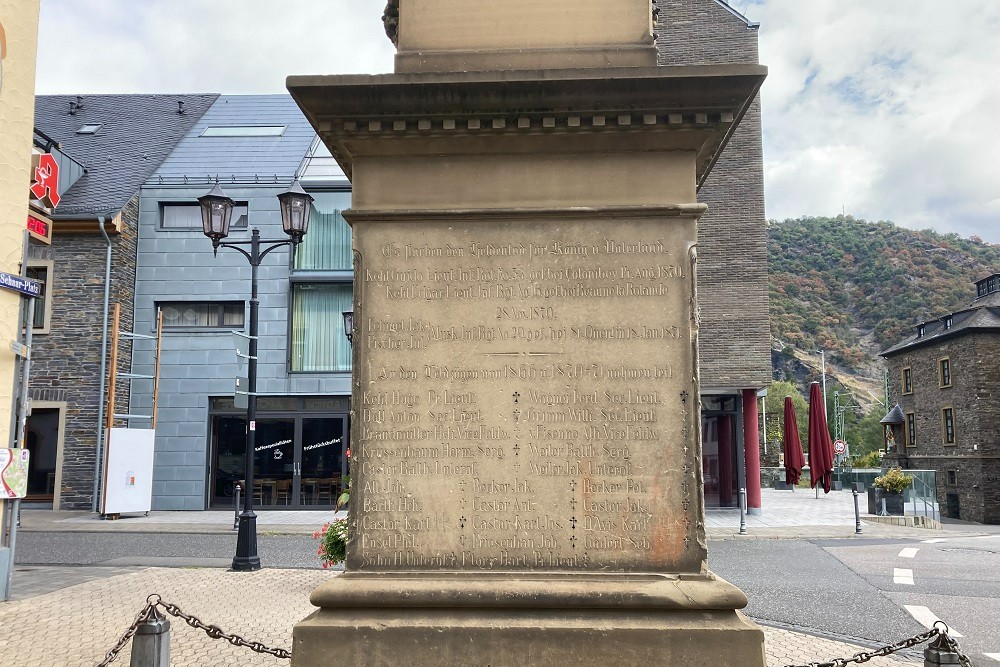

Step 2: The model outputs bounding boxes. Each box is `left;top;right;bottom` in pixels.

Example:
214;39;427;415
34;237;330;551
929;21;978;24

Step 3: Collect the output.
314;474;351;569
872;467;913;516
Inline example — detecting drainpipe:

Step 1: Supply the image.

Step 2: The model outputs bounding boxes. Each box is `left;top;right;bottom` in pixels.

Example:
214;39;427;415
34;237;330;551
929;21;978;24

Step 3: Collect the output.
92;216;111;513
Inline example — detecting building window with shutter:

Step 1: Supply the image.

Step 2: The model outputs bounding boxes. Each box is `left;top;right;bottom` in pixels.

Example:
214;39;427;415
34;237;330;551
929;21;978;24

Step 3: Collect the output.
905;412;916;447
941;407;955;445
938;358;951;388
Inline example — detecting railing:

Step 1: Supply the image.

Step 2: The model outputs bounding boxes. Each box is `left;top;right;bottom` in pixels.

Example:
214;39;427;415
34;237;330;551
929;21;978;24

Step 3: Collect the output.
761;467;940;522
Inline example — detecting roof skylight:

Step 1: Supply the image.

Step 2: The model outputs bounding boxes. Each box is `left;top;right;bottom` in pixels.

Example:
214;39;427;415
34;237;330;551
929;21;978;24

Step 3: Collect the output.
77;124;102;134
201;126;286;137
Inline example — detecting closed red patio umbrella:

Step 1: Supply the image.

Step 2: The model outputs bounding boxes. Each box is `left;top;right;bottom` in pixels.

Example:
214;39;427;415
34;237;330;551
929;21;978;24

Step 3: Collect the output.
782;397;806;486
807;381;835;493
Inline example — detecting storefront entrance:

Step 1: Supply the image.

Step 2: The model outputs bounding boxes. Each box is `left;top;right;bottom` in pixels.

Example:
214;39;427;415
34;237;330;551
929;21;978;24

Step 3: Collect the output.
24;407;61;504
209;397;349;508
702;396;740;509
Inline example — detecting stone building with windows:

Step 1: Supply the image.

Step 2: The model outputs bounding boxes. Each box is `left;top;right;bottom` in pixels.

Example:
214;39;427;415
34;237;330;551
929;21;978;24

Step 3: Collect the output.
881;272;1000;524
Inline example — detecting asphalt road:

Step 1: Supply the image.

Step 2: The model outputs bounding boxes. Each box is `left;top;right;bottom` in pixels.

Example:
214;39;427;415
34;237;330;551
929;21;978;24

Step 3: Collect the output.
14;530;1000;664
711;534;1000;665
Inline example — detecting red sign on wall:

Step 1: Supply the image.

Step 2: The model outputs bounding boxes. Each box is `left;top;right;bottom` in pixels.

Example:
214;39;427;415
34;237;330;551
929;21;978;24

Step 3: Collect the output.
27;213;52;244
29;153;61;209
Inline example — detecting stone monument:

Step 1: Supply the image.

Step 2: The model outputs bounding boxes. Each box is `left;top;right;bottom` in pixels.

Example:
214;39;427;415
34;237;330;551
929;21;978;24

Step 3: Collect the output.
288;1;767;664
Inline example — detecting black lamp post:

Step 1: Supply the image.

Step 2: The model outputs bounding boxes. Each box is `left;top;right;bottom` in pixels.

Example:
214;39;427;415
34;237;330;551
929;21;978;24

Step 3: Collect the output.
200;179;314;572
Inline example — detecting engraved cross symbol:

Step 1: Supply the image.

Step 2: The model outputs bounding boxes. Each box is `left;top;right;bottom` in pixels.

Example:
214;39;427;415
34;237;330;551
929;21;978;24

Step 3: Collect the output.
513;443;520;456
569;516;577;529
513;392;520;404
680;391;690;403
513;409;521;422
569;480;577;492
459;535;466;546
458;480;466;492
459;516;466;529
569;499;577;510
570;536;577;549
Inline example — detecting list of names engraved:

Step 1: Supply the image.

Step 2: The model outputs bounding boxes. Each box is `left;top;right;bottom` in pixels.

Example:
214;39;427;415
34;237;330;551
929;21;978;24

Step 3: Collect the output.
349;218;700;572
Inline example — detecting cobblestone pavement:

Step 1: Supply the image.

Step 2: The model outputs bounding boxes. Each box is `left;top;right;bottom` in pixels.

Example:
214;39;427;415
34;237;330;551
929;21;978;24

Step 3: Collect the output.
0;567;922;666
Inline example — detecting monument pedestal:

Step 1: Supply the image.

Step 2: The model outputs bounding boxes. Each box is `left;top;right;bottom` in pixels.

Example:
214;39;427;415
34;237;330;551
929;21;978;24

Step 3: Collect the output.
288;3;768;664
294;572;764;666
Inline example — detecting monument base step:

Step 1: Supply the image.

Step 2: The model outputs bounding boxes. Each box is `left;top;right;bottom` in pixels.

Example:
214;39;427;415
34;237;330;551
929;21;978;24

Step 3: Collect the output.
292;571;766;666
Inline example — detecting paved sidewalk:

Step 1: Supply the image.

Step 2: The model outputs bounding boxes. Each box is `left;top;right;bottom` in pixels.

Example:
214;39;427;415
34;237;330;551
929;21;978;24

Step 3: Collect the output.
17;488;957;540
0;566;921;666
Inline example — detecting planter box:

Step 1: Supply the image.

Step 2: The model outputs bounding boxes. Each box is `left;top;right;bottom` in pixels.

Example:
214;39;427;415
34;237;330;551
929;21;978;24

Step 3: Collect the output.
869;489;905;516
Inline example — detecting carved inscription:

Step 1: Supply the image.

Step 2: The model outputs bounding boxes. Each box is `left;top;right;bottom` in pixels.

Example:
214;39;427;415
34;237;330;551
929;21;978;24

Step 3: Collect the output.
349;220;699;572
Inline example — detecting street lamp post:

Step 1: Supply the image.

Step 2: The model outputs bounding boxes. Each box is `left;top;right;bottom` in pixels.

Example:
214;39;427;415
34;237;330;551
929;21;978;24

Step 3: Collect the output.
199;180;313;572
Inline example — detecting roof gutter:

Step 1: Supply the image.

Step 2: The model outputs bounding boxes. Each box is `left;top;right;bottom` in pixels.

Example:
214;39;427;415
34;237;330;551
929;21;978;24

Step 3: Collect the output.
92;216;112;513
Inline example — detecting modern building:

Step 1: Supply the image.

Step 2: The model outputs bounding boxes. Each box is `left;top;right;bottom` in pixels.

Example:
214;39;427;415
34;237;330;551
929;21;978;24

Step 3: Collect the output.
881;272;1000;524
129;95;353;510
25;94;218;509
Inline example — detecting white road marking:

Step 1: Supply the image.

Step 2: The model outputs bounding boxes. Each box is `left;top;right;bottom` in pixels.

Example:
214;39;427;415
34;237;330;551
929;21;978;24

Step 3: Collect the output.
972;534;1000;539
893;568;914;585
922;538;947;543
903;606;963;637
898;547;919;558
984;653;1000;662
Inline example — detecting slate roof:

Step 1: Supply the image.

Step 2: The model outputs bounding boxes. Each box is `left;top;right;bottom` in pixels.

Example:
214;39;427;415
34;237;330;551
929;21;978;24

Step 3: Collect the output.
34;94;219;218
881;304;1000;356
149;95;315;183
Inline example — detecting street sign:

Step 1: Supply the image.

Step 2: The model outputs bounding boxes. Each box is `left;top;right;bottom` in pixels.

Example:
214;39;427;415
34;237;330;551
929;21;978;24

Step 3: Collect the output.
0;271;41;298
0;449;30;499
833;439;848;455
235;375;248;410
9;340;29;359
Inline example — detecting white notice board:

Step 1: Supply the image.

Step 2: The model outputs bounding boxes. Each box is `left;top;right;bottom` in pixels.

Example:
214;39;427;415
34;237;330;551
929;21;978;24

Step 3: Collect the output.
101;428;155;515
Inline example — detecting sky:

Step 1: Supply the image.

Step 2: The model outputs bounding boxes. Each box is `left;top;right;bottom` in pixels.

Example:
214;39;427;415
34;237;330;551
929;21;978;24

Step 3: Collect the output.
34;0;1000;243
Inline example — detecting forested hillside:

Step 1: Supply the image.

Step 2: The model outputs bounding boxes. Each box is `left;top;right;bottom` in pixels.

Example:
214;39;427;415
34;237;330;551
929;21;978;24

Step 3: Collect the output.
764;217;999;454
769;216;1000;374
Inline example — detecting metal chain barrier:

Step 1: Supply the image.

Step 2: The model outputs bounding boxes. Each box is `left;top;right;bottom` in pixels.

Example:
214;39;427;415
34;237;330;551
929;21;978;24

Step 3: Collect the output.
782;622;972;667
97;594;291;665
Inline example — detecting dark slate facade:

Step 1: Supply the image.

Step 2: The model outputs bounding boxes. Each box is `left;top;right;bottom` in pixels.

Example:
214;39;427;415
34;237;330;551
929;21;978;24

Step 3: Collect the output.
656;0;770;392
26;94;217;510
882;274;1000;524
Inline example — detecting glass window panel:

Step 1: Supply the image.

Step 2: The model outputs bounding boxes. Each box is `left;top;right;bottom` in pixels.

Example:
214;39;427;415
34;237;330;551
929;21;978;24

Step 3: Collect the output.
160;301;245;328
222;303;245;326
301;417;346;506
253;418;295;505
291;283;353;372
26;266;47;329
294;191;353;270
162;203;247;229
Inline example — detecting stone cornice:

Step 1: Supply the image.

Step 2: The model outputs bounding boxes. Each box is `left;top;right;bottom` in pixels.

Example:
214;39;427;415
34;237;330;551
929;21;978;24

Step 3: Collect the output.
288;65;766;187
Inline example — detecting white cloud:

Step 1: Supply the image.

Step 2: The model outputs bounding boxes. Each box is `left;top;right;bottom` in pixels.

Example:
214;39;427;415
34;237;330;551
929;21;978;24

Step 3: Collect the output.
36;0;1000;243
36;0;396;94
732;0;1000;242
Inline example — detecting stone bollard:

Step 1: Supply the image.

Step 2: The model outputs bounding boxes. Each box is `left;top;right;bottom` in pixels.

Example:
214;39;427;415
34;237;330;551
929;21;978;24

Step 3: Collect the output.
130;607;171;667
924;633;963;666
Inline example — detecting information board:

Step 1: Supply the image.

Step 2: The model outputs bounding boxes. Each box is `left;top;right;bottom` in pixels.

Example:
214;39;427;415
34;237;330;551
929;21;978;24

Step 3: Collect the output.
101;428;155;514
0;449;30;499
